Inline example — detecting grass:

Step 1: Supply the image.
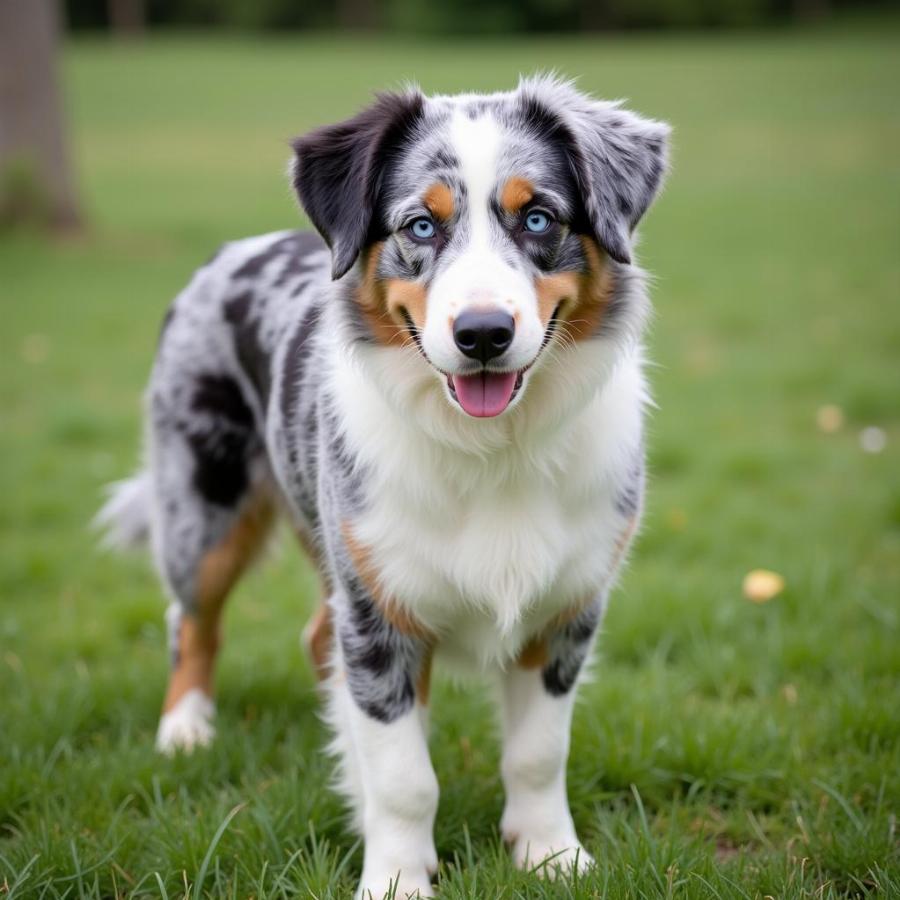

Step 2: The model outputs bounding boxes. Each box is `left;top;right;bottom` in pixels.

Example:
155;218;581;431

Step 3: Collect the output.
1;19;899;899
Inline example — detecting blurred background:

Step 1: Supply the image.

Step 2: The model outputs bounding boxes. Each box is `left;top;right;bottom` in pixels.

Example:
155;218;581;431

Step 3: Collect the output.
1;2;898;897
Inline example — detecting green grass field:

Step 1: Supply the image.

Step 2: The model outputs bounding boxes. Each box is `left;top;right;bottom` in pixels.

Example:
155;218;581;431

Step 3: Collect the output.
2;20;899;899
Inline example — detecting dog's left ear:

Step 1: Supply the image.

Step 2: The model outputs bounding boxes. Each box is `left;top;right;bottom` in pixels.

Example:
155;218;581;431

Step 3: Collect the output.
291;90;424;280
521;80;670;265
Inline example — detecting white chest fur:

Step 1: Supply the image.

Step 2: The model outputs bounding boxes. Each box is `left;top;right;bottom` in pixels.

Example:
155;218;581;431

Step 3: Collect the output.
329;338;647;670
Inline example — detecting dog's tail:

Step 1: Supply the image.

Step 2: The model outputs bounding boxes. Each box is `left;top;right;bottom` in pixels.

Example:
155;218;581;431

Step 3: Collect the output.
93;471;153;552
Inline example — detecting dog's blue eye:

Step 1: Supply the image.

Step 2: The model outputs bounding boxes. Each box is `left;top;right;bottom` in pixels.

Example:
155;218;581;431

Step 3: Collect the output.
409;217;436;240
524;210;552;233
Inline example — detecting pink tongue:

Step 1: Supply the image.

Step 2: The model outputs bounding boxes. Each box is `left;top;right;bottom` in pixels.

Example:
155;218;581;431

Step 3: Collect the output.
452;371;518;417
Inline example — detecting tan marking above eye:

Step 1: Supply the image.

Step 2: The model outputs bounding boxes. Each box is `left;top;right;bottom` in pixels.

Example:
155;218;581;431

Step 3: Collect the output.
500;176;534;214
423;183;454;221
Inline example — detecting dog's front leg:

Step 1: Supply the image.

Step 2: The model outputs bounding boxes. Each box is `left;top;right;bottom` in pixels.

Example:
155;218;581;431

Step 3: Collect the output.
349;695;437;899
327;585;437;899
499;600;604;876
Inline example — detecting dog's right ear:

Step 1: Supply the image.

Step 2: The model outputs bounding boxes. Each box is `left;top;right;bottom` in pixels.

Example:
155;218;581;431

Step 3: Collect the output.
291;90;424;281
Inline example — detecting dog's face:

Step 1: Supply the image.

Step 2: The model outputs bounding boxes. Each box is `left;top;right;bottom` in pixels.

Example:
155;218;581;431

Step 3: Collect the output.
292;77;669;418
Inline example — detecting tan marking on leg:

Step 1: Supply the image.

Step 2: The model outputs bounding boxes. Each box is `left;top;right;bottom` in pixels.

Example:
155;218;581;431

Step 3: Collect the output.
535;238;616;339
305;603;334;681
423;182;454;221
162;492;274;713
500;176;534;214
416;645;434;705
163;617;218;712
386;278;428;333
341;520;434;641
293;527;336;680
516;634;548;670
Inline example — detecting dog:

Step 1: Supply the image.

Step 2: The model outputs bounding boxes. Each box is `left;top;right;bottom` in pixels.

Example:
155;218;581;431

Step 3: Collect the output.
97;75;669;899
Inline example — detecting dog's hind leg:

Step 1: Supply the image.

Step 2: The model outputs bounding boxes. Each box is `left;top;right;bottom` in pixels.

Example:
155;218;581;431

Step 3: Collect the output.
148;365;275;754
156;489;274;753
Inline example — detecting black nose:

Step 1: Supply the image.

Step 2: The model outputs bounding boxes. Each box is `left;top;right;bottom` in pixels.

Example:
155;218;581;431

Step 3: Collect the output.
453;309;515;363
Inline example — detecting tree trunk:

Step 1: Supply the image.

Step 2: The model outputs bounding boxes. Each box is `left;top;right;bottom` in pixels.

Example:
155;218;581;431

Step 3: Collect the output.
0;0;81;230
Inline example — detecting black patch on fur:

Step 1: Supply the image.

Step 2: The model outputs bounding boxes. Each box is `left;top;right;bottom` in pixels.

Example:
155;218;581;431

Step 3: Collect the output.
292;91;425;279
224;291;272;405
231;231;327;285
186;374;255;507
276;301;324;526
280;301;322;425
274;253;309;290
223;291;251;325
338;569;419;723
408;255;424;279
427;148;459;170
542;601;602;696
276;232;329;294
232;234;292;280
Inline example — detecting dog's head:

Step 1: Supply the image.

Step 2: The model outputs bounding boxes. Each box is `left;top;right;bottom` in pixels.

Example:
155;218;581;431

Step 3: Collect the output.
292;76;669;419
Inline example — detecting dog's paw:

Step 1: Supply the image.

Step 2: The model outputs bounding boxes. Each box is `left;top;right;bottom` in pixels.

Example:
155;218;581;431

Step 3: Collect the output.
355;868;433;900
156;689;216;754
507;834;594;878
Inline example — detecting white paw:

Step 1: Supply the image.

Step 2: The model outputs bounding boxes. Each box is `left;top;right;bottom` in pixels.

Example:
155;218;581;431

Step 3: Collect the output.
155;689;216;754
508;834;594;877
355;869;433;900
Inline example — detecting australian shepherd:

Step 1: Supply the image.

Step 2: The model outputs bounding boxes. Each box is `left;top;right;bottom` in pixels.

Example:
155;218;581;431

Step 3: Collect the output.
98;76;670;898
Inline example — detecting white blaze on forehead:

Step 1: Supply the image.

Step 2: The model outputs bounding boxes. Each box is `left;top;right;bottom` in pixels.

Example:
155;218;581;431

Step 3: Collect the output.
420;105;545;375
449;109;503;245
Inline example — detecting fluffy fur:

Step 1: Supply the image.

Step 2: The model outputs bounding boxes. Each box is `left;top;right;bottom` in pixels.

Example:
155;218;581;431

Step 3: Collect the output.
98;75;669;899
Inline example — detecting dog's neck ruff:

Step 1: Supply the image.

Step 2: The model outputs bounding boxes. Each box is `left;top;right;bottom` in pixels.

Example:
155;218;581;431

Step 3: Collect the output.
327;307;648;654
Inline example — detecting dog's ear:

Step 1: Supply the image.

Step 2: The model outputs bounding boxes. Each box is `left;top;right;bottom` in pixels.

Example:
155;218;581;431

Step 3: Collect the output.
520;78;670;265
291;90;424;280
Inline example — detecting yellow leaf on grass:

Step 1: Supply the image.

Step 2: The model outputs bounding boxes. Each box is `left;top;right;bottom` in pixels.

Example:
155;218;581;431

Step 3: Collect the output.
743;569;785;603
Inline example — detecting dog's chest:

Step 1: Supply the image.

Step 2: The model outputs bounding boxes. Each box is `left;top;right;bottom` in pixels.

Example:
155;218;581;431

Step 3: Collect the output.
348;413;630;666
325;344;646;668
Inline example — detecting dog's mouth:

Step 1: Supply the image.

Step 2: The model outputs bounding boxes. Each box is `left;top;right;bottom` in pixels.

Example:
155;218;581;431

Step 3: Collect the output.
446;370;524;418
401;305;561;419
445;306;562;418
